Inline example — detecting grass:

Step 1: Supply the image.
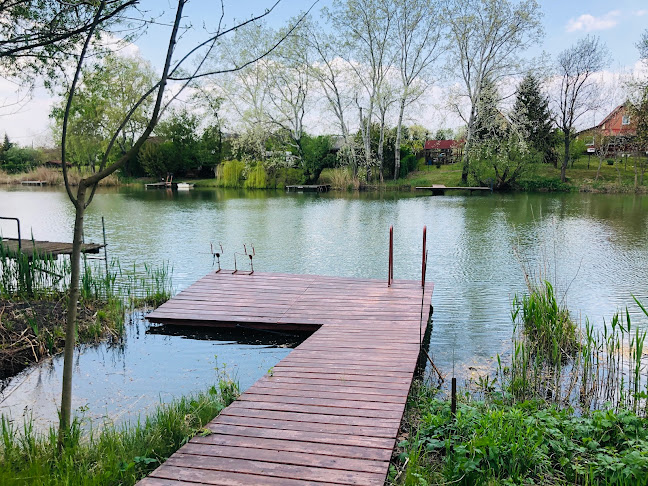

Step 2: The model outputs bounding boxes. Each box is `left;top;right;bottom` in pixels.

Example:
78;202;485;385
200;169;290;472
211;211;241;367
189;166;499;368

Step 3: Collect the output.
0;167;120;186
0;383;237;485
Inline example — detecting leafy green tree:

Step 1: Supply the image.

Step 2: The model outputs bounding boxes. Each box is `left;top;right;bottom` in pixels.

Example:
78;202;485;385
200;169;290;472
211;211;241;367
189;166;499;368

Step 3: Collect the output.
0;1;136;81
513;74;555;165
51;53;156;174
470;80;535;189
301;134;336;183
1;146;41;173
155;109;200;175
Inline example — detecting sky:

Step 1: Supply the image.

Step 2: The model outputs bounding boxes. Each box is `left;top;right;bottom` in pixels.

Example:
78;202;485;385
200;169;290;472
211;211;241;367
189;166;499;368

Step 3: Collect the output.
0;0;647;147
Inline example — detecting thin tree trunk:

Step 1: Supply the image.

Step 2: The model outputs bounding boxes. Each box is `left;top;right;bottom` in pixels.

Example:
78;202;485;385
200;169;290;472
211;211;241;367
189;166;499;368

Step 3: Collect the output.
378;113;386;183
58;183;87;448
561;134;570;183
596;157;603;181
462;106;477;184
394;97;406;180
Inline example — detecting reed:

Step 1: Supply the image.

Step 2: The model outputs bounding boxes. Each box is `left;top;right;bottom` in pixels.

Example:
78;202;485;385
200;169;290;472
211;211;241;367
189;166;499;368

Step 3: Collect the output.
326;167;360;190
503;282;648;415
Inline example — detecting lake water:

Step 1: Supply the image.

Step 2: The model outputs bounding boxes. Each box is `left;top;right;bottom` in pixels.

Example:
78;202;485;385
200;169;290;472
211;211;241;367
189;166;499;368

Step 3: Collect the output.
1;186;647;429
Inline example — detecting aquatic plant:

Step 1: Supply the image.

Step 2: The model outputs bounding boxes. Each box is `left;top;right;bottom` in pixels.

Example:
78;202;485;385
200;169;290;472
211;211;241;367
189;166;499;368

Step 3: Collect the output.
504;284;648;416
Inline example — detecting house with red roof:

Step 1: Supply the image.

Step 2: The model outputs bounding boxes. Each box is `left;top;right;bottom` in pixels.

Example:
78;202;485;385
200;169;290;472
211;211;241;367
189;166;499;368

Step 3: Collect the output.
577;104;636;154
423;139;463;165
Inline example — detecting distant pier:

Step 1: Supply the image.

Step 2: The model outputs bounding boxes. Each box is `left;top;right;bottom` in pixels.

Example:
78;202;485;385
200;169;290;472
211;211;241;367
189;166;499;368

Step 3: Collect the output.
286;184;331;192
416;184;491;195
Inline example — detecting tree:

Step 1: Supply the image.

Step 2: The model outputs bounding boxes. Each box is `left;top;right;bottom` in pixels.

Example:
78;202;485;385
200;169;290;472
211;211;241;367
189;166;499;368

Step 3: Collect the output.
512;74;555;165
301;134;336;183
304;22;359;173
155;109;201;174
51;53;157;174
392;0;444;180
446;0;542;183
639;29;648;62
265;22;311;162
554;35;608;182
0;1;137;94
469;79;534;189
329;0;394;181
56;0;307;446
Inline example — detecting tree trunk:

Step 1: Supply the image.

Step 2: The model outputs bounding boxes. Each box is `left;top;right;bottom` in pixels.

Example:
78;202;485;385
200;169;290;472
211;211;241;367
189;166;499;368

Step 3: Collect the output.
462;105;477;184
394;97;406;180
561;133;570;183
58;183;87;448
378;114;386;183
596;156;603;181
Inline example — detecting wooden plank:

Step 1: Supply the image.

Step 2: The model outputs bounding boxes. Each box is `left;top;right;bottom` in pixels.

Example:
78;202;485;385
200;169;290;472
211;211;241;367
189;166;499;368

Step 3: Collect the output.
191;432;393;461
179;442;386;474
162;454;385;485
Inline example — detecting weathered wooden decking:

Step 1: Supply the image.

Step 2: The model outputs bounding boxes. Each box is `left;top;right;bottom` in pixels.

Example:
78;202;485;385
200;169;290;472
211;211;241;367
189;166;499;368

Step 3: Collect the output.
0;238;104;259
141;272;433;486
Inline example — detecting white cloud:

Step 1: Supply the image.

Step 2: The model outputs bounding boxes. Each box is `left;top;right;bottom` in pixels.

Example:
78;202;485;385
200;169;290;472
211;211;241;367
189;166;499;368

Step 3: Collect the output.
102;33;141;58
635;10;648;17
566;11;621;33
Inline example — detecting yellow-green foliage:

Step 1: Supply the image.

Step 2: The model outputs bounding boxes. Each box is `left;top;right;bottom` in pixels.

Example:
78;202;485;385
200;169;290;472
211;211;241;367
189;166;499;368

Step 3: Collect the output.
216;160;245;188
244;164;267;189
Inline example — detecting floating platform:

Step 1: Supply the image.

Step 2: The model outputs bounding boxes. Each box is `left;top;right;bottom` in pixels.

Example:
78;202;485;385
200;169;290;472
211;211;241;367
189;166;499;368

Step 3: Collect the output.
286;184;331;192
0;238;104;259
141;271;433;485
416;184;491;195
20;180;48;186
145;181;177;189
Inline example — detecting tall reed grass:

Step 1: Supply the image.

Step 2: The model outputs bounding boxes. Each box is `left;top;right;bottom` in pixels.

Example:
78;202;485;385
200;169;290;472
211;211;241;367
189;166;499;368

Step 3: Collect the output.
502;282;648;416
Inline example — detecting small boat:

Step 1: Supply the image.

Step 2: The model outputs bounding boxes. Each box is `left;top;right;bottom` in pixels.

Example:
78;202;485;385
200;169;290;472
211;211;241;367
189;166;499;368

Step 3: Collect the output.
176;182;195;190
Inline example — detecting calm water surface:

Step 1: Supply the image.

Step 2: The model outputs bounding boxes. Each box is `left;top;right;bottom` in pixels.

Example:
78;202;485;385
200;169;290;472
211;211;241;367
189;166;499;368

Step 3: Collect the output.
1;186;647;429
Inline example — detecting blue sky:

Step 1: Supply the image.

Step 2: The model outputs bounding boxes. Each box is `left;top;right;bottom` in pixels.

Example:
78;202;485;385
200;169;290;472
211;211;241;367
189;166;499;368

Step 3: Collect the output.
1;0;646;145
131;0;647;69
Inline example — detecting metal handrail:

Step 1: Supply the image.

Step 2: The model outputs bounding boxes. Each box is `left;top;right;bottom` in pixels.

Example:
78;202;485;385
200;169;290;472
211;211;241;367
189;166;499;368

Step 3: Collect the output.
0;217;22;252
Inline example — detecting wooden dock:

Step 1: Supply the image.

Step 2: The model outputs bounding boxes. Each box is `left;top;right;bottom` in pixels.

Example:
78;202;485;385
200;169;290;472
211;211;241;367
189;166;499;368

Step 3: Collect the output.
20;180;48;186
286;184;331;192
141;271;433;486
0;238;104;259
416;184;491;195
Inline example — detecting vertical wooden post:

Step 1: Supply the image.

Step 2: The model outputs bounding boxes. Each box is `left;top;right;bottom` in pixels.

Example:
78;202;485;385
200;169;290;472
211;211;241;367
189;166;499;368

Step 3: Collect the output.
421;225;427;288
101;216;108;276
451;377;457;418
388;225;393;287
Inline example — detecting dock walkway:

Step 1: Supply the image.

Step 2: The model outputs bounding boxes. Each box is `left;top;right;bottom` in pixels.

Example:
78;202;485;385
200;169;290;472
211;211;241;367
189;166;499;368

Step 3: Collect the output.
141;271;433;486
0;238;104;259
